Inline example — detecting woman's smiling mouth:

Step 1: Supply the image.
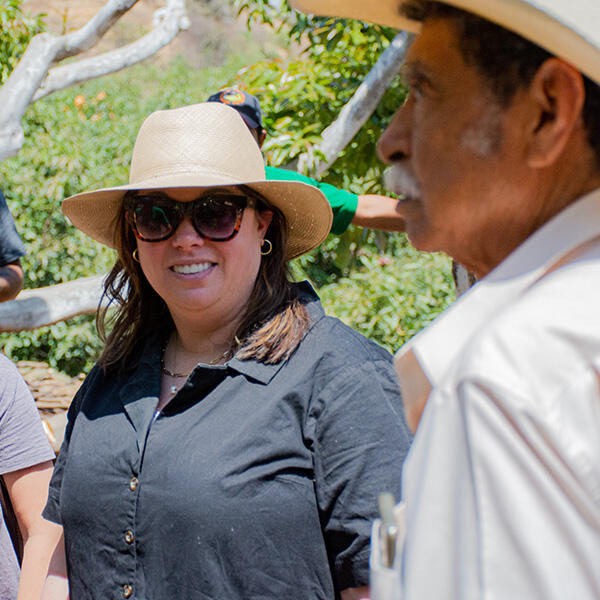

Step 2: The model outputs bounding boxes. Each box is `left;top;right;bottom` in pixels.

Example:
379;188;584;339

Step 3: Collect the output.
171;262;214;274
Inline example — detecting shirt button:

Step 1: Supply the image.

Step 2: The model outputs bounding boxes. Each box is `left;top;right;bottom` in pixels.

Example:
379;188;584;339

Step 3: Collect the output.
122;584;133;598
124;530;134;544
129;477;139;491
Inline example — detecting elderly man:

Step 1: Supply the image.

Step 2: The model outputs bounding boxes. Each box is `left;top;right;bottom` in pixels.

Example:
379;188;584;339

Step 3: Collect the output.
290;1;600;598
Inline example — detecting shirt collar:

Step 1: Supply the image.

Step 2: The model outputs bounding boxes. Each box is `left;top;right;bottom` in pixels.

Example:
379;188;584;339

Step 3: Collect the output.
123;281;324;387
227;280;324;384
395;187;600;413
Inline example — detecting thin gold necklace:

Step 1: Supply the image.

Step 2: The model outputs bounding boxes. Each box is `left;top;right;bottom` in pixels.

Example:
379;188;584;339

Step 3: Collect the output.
160;346;189;378
161;336;237;379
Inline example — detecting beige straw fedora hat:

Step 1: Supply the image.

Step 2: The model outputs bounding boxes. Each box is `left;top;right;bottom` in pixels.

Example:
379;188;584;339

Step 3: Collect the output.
290;0;600;86
62;102;332;260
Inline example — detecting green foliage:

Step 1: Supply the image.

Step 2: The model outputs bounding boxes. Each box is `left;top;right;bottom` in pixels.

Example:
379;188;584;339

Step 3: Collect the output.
230;0;412;277
2;317;103;376
234;0;405;184
317;239;455;353
0;0;45;83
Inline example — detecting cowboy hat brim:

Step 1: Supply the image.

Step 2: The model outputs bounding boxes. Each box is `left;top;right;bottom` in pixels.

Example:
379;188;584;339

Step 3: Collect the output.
62;174;333;261
289;0;600;86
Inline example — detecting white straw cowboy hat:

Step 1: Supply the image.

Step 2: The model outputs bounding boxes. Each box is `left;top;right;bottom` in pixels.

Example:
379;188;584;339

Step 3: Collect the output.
289;0;600;86
62;102;332;260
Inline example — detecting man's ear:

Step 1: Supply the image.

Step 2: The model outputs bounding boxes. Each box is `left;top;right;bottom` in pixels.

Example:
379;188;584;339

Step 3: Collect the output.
525;58;586;168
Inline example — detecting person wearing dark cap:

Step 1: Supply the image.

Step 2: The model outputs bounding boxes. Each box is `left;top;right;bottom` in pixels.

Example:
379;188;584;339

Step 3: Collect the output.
208;88;406;235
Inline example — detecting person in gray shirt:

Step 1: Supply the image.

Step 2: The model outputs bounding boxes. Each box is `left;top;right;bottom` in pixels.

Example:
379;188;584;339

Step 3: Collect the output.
0;354;58;599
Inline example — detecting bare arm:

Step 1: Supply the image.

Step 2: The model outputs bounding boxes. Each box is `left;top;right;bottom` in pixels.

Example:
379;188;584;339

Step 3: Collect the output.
41;534;69;600
0;260;24;302
341;585;370;599
2;460;66;600
351;195;405;232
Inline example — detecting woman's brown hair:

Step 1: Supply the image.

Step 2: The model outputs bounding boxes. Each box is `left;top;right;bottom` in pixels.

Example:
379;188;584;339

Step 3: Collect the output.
96;186;311;372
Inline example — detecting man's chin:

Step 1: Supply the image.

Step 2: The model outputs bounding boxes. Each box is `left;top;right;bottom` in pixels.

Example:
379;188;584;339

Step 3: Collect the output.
404;228;445;255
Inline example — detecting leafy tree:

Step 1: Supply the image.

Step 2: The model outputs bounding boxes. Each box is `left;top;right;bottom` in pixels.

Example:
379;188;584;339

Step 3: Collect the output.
231;2;402;274
0;0;45;84
0;0;189;161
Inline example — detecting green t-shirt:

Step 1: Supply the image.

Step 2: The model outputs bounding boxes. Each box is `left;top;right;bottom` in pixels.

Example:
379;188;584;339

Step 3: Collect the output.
265;166;358;235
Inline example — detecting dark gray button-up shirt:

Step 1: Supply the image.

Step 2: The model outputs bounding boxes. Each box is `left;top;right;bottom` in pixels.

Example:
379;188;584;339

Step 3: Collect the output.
44;283;411;599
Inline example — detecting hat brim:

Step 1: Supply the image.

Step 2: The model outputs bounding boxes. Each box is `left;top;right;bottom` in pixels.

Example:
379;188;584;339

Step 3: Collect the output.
290;0;600;86
62;175;333;261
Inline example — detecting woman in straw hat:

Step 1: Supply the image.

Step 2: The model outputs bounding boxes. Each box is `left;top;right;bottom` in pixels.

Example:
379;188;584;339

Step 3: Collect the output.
38;102;411;599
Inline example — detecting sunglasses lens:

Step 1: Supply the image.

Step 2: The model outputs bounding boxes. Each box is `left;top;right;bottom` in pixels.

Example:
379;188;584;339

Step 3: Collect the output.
132;201;177;241
193;198;242;240
126;193;249;242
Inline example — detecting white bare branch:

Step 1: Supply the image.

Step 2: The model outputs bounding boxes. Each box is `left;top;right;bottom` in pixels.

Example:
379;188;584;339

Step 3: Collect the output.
35;0;190;101
452;262;478;296
0;275;107;332
0;0;188;162
297;31;413;177
56;0;139;61
0;32;63;161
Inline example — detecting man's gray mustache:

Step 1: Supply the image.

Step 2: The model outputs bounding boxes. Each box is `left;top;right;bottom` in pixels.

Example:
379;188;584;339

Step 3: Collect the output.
384;165;421;200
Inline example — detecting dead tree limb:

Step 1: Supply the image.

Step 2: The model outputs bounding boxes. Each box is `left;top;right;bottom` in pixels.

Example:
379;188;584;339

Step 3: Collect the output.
0;275;107;332
0;0;189;162
297;31;413;177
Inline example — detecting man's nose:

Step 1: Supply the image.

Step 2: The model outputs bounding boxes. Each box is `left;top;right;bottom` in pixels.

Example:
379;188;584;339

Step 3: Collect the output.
377;96;413;164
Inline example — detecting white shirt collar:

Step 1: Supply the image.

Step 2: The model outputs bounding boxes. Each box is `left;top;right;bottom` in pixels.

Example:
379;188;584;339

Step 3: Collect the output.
395;187;600;412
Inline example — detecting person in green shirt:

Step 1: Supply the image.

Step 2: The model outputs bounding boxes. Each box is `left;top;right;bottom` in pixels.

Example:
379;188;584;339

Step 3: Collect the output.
208;88;405;235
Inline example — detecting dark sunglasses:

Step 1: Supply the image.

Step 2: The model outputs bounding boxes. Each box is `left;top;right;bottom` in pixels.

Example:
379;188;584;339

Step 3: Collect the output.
124;192;256;243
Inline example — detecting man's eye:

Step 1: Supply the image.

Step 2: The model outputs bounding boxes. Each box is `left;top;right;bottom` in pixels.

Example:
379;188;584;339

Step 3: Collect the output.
409;84;424;100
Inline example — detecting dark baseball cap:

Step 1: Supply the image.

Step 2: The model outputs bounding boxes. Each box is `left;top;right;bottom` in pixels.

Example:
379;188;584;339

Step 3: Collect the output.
207;88;263;131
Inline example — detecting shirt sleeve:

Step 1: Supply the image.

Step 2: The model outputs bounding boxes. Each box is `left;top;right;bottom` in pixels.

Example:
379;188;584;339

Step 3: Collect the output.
43;366;99;525
313;182;358;235
0;191;26;265
264;166;358;235
0;356;55;475
310;354;411;590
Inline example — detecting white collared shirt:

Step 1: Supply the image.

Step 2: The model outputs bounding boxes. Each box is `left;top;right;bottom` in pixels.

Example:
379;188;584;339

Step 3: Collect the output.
374;188;600;599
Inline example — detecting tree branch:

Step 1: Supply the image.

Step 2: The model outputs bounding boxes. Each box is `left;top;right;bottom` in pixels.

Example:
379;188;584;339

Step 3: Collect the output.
0;275;106;332
452;262;478;296
297;31;413;177
55;0;140;61
0;0;188;161
35;0;190;100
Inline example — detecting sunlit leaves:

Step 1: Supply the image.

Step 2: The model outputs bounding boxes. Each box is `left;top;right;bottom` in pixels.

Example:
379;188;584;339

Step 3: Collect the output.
0;0;45;83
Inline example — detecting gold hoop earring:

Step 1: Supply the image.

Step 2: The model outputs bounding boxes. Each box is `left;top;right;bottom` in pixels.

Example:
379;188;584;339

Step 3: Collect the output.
260;239;272;256
132;248;140;263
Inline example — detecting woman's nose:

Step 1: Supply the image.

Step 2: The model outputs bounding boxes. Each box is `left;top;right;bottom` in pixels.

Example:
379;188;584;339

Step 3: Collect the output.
171;216;205;247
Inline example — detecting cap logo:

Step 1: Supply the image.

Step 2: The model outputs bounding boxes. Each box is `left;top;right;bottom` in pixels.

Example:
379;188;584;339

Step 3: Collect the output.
219;89;246;106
